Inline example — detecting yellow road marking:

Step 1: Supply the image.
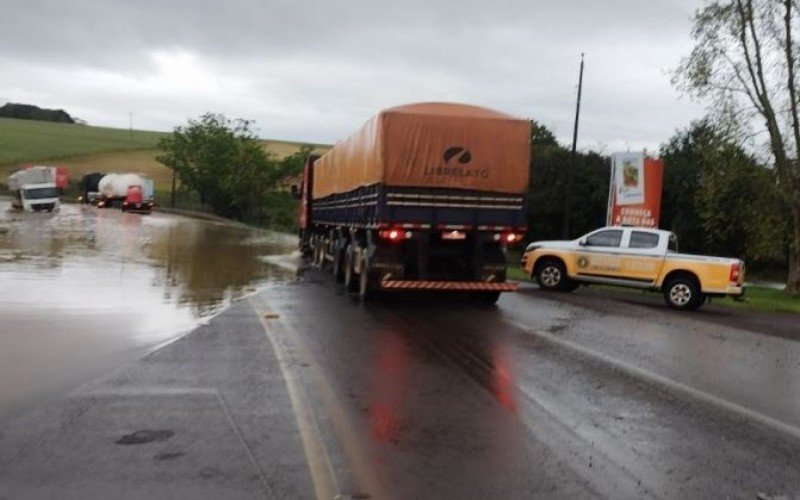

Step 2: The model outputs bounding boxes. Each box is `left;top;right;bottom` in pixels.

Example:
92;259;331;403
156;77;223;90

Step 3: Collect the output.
251;294;390;500
251;298;339;500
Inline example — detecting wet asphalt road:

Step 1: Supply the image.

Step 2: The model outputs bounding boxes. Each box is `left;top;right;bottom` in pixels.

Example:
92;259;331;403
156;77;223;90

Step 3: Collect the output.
251;275;800;499
3;265;800;499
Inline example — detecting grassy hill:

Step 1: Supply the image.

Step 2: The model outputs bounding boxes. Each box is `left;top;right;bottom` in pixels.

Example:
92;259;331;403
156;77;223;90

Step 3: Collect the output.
0;118;165;166
0;118;330;190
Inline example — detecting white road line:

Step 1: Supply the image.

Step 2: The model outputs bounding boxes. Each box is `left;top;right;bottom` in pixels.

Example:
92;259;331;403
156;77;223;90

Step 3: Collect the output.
506;318;800;442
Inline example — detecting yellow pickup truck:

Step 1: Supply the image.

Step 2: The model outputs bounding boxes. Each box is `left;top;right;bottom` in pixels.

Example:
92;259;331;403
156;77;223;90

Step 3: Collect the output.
521;227;745;310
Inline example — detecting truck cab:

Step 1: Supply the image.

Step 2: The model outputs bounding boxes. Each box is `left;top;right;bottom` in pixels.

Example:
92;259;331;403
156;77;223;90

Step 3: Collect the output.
13;182;60;212
121;185;152;213
521;227;745;310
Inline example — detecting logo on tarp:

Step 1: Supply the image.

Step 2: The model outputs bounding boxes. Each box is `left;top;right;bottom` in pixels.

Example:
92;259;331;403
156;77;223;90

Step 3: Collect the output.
423;146;487;179
443;146;472;164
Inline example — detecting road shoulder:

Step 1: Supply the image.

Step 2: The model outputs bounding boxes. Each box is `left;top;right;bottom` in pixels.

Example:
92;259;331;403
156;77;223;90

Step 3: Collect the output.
0;298;311;500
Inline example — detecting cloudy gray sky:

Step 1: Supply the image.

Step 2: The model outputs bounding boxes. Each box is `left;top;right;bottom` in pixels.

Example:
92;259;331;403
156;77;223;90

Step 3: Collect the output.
0;0;705;152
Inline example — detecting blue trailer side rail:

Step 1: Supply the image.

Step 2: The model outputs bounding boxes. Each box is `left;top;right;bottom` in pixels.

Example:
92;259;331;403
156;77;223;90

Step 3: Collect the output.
311;184;526;230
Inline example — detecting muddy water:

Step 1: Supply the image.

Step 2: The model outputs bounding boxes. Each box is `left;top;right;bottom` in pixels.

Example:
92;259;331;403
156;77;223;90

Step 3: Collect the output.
0;200;297;421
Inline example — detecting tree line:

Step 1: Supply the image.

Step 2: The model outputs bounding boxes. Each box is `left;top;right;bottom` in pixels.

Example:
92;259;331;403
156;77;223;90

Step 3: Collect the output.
526;119;789;281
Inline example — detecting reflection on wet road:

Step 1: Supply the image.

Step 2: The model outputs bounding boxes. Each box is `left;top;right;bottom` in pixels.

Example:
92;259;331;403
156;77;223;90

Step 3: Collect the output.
254;277;800;499
0;200;295;420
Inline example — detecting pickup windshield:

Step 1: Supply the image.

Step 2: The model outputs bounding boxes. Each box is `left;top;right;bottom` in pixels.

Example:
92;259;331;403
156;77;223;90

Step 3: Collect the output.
23;187;59;199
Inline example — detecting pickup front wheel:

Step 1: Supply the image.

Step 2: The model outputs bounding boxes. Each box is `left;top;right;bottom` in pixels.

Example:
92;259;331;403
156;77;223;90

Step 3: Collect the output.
664;277;703;310
535;259;573;292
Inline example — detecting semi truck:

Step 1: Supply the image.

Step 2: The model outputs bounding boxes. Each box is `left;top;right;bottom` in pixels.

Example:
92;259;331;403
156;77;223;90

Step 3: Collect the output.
79;172;104;204
8;166;61;212
97;173;154;213
297;102;530;303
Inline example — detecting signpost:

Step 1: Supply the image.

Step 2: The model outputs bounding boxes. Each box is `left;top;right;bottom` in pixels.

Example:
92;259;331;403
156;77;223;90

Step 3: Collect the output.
606;152;664;228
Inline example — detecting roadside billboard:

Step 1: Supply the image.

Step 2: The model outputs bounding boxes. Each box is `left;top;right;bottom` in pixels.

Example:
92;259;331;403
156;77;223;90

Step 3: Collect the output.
606;152;664;228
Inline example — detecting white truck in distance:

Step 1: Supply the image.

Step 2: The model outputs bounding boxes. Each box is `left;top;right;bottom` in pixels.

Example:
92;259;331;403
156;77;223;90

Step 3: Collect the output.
7;167;61;212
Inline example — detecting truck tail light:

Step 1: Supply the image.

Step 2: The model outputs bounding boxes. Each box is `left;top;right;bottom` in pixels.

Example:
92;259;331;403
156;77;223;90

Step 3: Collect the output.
495;232;523;245
729;262;741;283
442;230;467;240
379;229;412;242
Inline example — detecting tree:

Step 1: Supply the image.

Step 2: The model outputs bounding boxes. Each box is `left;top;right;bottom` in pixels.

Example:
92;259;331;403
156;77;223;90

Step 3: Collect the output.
662;120;789;266
660;120;719;253
156;113;276;220
527;122;609;241
675;0;800;292
530;120;558;147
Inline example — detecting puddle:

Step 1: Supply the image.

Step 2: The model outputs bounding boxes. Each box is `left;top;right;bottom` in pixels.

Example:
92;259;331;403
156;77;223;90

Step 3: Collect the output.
0;199;297;421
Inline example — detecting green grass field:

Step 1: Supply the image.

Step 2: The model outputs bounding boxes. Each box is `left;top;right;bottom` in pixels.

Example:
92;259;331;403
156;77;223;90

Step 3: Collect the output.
0;118;165;167
0;118;330;190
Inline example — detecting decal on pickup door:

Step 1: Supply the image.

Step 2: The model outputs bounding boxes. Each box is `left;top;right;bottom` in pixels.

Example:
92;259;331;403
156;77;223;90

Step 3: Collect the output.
627;259;658;273
577;254;621;272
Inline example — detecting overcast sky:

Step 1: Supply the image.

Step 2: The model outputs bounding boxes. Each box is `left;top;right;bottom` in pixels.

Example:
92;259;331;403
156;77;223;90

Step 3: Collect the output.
0;0;705;152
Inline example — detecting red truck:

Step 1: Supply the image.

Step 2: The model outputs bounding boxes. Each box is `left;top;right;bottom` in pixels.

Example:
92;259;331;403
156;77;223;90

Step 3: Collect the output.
297;102;530;303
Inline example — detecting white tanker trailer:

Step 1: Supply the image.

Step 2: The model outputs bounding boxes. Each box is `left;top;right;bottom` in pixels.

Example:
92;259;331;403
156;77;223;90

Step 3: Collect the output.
97;173;154;213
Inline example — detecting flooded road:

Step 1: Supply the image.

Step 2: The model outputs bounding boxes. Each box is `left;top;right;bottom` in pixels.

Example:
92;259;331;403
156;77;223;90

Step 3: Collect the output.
0;199;296;421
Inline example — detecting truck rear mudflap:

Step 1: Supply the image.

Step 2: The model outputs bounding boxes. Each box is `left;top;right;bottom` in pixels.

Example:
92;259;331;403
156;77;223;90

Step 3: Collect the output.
380;280;519;291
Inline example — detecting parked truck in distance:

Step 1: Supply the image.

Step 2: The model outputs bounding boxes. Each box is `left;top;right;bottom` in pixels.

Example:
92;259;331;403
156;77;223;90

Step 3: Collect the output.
521;226;746;310
96;173;154;213
297;102;530;303
78;172;105;205
8;166;61;212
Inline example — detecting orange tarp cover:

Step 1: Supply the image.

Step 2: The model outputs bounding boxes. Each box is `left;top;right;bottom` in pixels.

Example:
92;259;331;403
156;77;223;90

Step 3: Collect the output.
312;102;530;199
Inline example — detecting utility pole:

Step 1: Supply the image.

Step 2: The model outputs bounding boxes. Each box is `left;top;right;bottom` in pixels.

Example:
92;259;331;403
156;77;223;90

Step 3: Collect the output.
129;111;133;141
562;53;585;239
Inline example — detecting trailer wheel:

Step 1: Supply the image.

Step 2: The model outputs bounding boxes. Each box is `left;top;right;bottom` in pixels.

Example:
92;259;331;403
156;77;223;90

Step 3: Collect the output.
344;246;358;292
332;243;345;283
313;238;325;268
358;255;375;301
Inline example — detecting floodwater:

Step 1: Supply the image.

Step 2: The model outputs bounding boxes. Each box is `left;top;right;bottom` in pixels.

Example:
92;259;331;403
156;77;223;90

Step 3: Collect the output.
0;199;297;421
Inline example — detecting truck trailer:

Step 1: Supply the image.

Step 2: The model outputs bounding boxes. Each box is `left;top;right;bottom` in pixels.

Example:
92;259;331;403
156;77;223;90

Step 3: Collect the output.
97;173;154;213
298;102;530;303
8;166;61;212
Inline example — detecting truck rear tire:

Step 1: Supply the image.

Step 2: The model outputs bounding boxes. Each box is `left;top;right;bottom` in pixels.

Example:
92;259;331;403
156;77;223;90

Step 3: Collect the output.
313;238;326;268
359;255;376;301
664;276;703;310
535;259;571;292
344;247;358;292
332;244;345;283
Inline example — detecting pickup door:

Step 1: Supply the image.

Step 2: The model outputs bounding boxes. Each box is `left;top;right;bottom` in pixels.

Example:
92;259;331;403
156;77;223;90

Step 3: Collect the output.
617;230;667;285
573;228;625;279
572;228;666;286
